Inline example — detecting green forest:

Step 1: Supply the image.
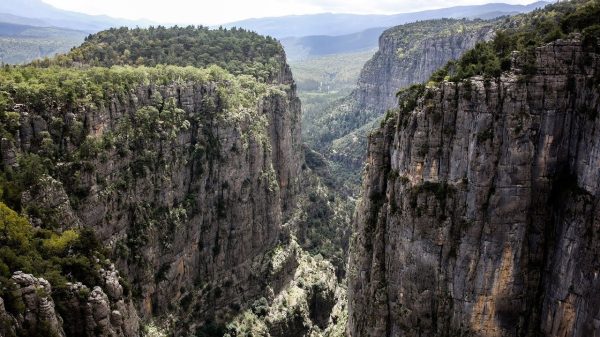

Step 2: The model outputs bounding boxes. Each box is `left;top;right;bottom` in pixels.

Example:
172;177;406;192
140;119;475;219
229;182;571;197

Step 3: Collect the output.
32;26;285;82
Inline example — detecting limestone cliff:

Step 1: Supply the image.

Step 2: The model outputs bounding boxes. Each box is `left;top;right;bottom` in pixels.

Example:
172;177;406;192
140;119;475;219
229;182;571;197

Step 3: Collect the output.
348;36;600;337
311;19;496;170
0;50;302;335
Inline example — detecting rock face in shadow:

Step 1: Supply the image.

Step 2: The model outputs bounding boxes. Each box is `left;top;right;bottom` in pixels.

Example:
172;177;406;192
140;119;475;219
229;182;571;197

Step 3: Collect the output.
348;37;600;337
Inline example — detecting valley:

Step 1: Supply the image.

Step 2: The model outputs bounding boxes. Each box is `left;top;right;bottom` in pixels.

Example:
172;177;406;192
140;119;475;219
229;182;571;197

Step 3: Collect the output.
0;0;599;337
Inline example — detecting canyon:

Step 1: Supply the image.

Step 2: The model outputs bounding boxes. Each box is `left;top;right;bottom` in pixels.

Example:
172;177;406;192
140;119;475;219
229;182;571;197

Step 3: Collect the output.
305;19;497;175
1;1;599;337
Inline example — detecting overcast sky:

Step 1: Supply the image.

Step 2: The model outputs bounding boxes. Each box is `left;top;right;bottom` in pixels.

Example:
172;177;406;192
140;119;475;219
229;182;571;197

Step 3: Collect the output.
42;0;537;25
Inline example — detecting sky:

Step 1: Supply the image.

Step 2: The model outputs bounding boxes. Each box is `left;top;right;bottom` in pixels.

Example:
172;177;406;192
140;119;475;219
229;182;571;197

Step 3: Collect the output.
42;0;537;25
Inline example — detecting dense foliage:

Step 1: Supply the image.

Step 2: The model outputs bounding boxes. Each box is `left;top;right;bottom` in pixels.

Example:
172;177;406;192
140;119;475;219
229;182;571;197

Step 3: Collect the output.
0;201;109;317
429;0;600;82
31;26;285;82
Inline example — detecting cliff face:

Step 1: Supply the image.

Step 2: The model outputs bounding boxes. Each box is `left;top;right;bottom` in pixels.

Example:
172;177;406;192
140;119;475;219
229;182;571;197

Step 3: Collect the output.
0;59;302;335
96;67;301;323
312;20;496;170
354;21;495;118
348;37;600;337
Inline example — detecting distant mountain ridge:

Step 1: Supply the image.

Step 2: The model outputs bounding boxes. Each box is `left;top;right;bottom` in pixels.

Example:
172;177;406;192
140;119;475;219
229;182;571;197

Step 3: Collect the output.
0;0;153;32
0;21;86;64
224;1;550;38
0;0;551;64
0;21;86;37
281;27;384;61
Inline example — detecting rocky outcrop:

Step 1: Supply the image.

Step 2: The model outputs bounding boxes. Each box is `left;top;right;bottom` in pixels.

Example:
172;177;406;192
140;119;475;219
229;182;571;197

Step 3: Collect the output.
20;175;82;229
6;272;65;337
0;270;138;337
60;266;140;337
348;37;600;337
313;19;496;170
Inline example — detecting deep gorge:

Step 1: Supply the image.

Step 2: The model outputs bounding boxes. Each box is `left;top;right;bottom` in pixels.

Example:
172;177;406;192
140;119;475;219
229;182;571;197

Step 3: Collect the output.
0;1;599;337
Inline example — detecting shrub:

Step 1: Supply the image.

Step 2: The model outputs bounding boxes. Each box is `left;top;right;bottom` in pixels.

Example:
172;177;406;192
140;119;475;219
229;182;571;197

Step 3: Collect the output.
396;84;425;114
251;297;269;317
41;230;79;255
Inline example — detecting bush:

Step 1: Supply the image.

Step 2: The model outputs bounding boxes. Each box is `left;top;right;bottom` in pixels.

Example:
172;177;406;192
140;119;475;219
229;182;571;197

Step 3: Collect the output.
251;297;269;317
396;84;425;114
41;230;79;255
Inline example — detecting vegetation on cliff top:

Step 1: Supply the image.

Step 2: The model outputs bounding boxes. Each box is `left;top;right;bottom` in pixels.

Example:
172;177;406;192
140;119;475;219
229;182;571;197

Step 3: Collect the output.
429;0;600;82
384;18;495;59
31;26;285;82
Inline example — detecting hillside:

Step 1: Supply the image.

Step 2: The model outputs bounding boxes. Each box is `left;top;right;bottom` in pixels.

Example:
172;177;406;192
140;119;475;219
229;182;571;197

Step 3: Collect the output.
0;22;86;64
348;0;600;335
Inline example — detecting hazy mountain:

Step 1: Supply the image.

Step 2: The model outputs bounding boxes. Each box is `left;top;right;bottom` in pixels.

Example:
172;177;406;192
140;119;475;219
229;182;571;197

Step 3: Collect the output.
0;12;50;27
0;21;86;63
224;1;550;38
0;21;85;37
0;0;154;32
281;27;384;61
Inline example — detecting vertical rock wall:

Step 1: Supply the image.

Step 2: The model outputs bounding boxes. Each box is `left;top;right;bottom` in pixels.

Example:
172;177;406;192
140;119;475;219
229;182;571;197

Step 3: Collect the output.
348;38;600;337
